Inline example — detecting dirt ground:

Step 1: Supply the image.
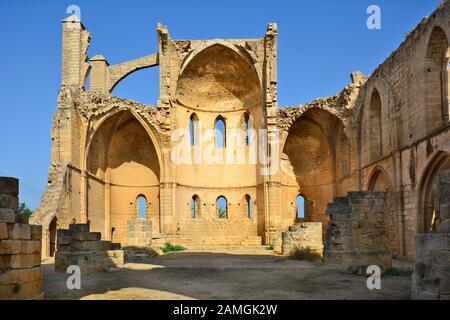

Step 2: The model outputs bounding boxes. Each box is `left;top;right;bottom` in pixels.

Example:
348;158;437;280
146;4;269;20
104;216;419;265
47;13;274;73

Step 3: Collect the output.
43;252;411;300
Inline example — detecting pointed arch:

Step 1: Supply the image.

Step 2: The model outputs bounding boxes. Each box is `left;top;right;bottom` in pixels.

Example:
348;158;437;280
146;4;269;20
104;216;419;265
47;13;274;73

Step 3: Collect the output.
175;44;261;112
417;151;450;234
424;26;449;133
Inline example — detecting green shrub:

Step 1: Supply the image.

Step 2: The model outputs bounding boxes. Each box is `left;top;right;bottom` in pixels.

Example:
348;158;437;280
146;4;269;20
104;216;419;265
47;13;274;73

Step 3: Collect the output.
289;246;322;262
160;242;187;254
384;267;412;277
12;283;21;294
266;244;274;250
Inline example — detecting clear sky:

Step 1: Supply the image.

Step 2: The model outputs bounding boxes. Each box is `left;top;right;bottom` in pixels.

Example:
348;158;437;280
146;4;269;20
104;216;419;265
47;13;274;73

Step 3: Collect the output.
0;0;441;210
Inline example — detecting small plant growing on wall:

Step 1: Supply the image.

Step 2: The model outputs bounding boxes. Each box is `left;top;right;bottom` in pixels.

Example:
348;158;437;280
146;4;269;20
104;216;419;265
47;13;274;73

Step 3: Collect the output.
12;283;22;294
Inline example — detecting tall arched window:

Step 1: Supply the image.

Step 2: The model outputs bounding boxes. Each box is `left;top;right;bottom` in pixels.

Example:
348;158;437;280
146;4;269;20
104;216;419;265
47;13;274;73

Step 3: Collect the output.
191;195;200;218
190;113;199;146
244;113;251;145
137;195;147;218
424;26;449;133
296;195;305;220
215;116;226;148
368;89;382;162
245;194;252;219
217;196;228;219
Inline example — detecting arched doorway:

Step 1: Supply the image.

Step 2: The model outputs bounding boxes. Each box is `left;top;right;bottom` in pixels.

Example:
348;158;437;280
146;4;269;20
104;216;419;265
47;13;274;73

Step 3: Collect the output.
87;111;161;245
49;217;58;257
367;167;397;254
418;151;450;234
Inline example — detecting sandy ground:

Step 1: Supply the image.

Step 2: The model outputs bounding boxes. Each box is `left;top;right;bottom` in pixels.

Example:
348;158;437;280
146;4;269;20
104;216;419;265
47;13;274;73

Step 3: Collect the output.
43;252;411;300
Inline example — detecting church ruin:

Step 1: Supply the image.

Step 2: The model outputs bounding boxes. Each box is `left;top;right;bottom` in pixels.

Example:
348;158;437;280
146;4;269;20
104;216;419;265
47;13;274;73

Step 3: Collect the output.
32;2;450;268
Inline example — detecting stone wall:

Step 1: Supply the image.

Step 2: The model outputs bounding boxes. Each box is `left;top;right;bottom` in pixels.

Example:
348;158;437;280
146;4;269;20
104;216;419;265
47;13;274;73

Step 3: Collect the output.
0;177;44;300
127;219;152;247
55;223;124;274
324;192;392;271
281;222;323;256
412;170;450;299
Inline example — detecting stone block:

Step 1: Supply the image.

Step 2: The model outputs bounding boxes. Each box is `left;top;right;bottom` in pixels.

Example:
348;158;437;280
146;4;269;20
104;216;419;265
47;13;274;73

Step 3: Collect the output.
9;254;41;269
30;225;42;240
436;220;450;233
69;223;90;233
21;240;41;254
0;195;18;212
0;223;7;239
71;232;101;241
0;279;43;300
7;223;31;240
14;213;29;224
0;240;22;254
0;255;11;272
71;240;108;251
0;208;15;224
57;229;73;245
0;266;42;284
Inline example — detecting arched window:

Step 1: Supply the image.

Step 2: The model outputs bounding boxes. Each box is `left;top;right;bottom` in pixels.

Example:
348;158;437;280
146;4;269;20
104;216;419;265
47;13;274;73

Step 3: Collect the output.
217;196;228;219
215;116;226;148
191;195;200;218
244;113;251;145
245;194;252;219
424;26;449;133
137;195;147;218
190;113;199;146
368;89;382;162
296;195;305;220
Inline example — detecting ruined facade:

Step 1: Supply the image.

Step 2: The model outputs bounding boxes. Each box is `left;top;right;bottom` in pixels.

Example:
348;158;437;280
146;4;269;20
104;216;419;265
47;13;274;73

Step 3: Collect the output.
32;2;450;261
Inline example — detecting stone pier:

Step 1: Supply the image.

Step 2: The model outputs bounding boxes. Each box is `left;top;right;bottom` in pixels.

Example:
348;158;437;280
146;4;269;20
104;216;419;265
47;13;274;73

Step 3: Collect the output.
324;192;391;272
55;223;124;274
0;177;44;300
412;170;450;300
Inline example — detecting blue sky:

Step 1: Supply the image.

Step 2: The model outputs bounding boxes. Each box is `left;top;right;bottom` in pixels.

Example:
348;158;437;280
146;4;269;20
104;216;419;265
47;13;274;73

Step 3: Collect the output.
0;0;440;209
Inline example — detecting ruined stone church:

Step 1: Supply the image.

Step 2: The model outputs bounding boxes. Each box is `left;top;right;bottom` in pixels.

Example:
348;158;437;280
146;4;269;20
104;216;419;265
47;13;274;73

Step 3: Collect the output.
32;3;450;262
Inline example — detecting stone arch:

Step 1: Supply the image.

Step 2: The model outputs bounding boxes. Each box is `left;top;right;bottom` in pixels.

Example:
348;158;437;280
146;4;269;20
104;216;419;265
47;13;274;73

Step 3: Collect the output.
417;150;450;234
358;77;396;165
367;166;397;254
281;108;345;235
424;26;449;133
85;107;163;173
86;110;161;244
175;44;262;112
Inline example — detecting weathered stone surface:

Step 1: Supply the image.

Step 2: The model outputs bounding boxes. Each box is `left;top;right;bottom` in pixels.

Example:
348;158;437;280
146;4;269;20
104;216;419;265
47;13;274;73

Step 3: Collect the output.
72;232;101;241
127;219;152;247
7;223;31;240
0;240;22;254
14;213;29;224
9;254;41;269
281;222;323;255
69;223;90;233
0;177;43;300
0;208;15;223
0;222;7;239
324;191;391;270
30;225;42;240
